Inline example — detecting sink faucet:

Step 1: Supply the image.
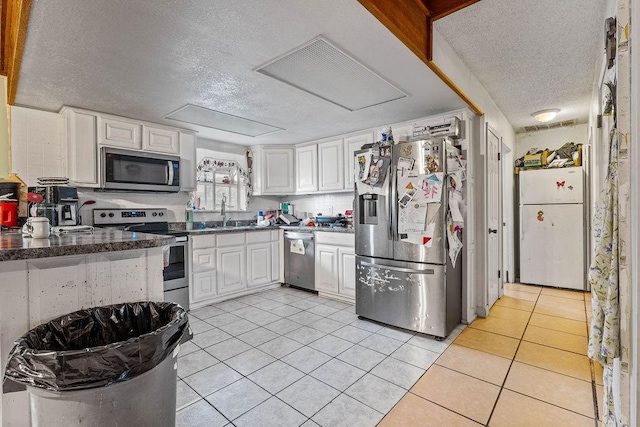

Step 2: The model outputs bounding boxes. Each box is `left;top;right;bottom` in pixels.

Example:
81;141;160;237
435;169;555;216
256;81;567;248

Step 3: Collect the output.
221;194;228;227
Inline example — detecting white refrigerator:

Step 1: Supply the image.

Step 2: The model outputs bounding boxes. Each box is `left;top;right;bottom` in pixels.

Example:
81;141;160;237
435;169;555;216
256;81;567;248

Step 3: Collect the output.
519;167;586;290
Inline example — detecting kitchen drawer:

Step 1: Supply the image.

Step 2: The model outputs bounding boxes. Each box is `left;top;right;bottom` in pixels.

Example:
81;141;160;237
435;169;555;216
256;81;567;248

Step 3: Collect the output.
247;230;271;244
192;248;216;272
217;232;245;247
192;234;216;249
315;232;354;247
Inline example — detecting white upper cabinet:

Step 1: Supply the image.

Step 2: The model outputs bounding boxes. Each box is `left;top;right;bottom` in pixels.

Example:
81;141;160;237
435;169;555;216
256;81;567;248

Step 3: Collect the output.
343;131;374;190
97;116;142;149
296;144;318;193
256;146;295;195
62;108;99;187
318;139;344;191
179;131;197;192
142;125;180;154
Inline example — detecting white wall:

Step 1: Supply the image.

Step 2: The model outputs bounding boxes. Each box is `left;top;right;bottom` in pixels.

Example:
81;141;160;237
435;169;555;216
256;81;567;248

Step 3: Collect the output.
285;193;354;219
515;123;589;158
432;28;517;317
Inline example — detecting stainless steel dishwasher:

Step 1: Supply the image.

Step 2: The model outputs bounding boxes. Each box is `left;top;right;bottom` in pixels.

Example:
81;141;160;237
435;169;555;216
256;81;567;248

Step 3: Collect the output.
284;230;315;291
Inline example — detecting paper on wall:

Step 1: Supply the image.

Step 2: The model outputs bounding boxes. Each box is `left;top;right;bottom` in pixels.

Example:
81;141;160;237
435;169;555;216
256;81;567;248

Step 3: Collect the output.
421;173;443;203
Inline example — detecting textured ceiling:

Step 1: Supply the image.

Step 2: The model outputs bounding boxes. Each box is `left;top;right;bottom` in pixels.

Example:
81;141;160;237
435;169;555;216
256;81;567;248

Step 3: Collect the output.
435;0;606;132
16;0;465;145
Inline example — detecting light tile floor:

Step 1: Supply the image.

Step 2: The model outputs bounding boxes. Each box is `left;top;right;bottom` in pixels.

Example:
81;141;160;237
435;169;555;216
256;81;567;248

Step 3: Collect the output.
176;283;599;426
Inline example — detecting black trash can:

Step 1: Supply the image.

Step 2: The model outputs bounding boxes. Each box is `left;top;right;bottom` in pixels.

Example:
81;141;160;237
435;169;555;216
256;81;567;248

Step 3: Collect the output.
3;301;191;427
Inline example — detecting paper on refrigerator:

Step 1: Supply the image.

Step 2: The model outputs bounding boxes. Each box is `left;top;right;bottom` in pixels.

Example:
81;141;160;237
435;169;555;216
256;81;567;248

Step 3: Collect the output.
448;190;464;224
355;152;391;196
446;213;463;267
421;173;443;203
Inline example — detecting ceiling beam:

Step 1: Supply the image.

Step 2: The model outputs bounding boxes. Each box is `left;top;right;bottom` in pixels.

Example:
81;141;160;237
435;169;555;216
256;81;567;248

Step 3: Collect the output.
1;0;32;104
358;0;483;115
422;0;480;20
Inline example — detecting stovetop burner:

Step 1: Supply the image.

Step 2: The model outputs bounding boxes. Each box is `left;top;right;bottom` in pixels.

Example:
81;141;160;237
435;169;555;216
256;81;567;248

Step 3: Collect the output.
93;208;186;236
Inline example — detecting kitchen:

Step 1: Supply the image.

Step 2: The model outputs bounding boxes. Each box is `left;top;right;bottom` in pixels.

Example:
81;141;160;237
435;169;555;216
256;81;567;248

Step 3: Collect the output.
0;0;637;426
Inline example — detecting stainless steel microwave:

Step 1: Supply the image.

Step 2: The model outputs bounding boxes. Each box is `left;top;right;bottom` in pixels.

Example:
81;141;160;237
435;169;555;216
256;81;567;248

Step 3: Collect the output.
101;147;181;192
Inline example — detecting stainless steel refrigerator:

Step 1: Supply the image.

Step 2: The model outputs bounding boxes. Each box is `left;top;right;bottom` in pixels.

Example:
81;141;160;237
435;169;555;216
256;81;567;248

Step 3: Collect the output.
354;137;462;338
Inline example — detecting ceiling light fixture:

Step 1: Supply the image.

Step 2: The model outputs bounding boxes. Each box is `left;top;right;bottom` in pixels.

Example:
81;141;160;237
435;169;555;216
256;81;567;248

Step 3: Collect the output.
532;109;560;123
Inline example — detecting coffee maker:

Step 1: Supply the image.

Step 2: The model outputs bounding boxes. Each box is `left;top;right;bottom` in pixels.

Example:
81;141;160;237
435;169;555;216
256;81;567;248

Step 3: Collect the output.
27;186;79;226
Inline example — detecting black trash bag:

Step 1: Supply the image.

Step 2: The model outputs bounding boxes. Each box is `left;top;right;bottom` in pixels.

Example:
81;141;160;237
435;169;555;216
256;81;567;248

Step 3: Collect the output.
3;301;192;392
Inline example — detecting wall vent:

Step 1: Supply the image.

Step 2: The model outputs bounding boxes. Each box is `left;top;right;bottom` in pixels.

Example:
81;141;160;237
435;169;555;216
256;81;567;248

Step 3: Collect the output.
521;119;576;134
165;104;282;137
256;36;407;111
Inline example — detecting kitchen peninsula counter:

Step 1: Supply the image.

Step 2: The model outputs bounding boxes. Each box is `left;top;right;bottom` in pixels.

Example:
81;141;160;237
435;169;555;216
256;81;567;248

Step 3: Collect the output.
0;229;174;262
0;229;168;426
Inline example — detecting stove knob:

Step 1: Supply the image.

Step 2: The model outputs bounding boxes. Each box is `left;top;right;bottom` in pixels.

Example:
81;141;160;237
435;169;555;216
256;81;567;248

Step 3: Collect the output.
152;212;158;217
108;213;114;218
100;213;106;218
159;212;164;217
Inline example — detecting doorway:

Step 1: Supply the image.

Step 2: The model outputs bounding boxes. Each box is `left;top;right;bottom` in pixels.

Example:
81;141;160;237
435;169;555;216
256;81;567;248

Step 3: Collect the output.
501;142;513;286
486;124;502;308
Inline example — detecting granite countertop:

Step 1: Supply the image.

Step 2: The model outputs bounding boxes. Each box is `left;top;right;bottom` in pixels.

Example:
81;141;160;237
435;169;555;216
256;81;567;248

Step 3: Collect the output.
186;225;280;235
280;225;355;234
185;225;354;235
0;229;174;262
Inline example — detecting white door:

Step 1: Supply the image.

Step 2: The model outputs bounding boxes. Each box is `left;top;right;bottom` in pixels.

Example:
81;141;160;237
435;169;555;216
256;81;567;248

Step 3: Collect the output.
486;125;502;308
318;139;344;191
520;204;585;290
296;145;318;193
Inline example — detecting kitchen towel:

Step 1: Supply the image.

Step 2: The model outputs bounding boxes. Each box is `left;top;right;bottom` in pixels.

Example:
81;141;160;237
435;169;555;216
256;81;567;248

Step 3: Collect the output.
290;239;305;255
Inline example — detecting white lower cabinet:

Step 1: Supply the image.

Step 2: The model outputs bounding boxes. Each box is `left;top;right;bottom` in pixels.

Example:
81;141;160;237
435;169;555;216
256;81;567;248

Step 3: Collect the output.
247;243;272;288
189;231;281;308
217;247;245;294
192;270;218;302
315;244;339;294
314;232;355;301
338;247;356;298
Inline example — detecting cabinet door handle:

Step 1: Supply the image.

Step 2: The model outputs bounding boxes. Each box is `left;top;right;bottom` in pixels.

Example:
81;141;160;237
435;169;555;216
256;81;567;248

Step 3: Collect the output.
488;228;498;234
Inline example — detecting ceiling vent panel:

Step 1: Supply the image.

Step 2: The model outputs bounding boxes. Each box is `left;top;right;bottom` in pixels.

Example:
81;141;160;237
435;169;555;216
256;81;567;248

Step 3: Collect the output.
165;105;282;137
521;119;577;134
256;37;407;111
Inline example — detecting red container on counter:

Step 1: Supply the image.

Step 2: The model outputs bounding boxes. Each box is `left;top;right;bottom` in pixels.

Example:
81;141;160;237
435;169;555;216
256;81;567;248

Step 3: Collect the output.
0;201;19;227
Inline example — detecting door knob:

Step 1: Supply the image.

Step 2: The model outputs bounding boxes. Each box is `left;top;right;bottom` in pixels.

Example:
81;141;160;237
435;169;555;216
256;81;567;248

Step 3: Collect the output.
488;228;498;234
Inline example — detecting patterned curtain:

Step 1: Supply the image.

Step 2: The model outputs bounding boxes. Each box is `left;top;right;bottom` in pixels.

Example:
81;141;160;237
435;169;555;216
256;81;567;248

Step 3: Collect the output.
588;129;620;426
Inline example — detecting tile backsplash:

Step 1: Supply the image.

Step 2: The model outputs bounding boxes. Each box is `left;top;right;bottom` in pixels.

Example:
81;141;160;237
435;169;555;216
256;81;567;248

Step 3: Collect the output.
284;193;355;218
